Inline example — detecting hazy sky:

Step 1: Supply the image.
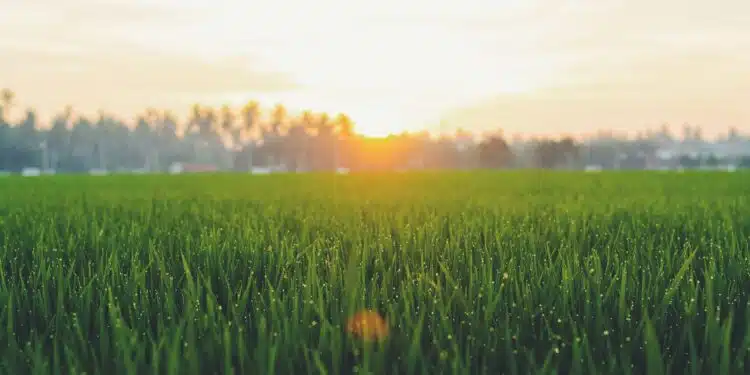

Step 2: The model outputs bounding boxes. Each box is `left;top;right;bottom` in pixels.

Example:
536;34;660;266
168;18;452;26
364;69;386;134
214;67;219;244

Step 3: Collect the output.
2;0;749;137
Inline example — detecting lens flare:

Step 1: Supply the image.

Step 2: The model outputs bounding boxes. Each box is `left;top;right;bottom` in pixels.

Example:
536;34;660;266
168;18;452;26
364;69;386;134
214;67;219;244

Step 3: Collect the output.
346;310;389;342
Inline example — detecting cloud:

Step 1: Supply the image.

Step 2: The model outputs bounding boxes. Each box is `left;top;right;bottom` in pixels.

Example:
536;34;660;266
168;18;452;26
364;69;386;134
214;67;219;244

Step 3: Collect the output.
4;51;296;90
2;0;204;24
0;0;219;59
1;46;297;117
430;0;750;136
441;48;750;136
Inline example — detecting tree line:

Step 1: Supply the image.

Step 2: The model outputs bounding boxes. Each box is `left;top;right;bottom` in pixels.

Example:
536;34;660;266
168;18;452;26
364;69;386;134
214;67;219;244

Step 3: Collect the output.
0;88;585;173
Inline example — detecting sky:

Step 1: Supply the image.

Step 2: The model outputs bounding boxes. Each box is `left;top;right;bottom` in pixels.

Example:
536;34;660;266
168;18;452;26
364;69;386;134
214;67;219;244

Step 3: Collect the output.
1;0;749;137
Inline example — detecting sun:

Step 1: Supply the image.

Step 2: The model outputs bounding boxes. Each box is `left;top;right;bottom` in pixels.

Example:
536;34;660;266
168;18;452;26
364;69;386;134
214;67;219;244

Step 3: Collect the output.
352;116;410;138
248;91;418;138
356;125;391;138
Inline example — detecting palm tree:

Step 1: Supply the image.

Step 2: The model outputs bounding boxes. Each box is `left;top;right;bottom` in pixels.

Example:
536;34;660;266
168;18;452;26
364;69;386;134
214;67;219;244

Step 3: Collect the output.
144;107;160;124
241;101;260;138
134;113;152;169
203;107;217;138
218;105;239;169
0;88;15;124
141;109;165;170
240;101;261;169
187;104;202;135
186;104;218;164
298;110;317;170
270;103;287;135
18;108;38;151
334;113;354;138
219;104;238;147
92;111;110;170
219;105;234;130
0;89;14;168
333;113;355;169
267;103;287;168
284;113;309;172
161;110;179;138
62;105;74;125
317;113;331;134
44;105;75;170
300;110;315;133
187;103;215;138
310;112;335;170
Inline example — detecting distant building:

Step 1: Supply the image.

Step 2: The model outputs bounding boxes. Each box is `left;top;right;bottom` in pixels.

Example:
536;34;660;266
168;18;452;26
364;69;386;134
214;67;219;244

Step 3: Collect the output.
250;167;272;175
169;162;218;174
21;167;41;177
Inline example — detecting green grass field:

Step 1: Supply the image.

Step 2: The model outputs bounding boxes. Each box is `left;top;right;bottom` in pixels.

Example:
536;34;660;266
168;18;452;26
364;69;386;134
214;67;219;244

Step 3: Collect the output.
1;172;750;375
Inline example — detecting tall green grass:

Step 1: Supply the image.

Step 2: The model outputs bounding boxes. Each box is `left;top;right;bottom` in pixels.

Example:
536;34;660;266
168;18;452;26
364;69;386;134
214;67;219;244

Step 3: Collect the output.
1;171;749;374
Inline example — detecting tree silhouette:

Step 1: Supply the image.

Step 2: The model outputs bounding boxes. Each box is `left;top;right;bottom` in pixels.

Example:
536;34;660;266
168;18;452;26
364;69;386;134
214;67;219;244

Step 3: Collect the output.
264;103;287;167
532;137;581;169
333;113;354;169
0;88;741;173
239;101;260;168
270;104;287;132
478;135;513;168
0;88;15;128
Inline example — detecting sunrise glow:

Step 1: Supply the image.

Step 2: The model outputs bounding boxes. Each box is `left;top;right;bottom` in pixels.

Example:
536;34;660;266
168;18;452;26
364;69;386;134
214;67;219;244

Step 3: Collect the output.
2;0;750;136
